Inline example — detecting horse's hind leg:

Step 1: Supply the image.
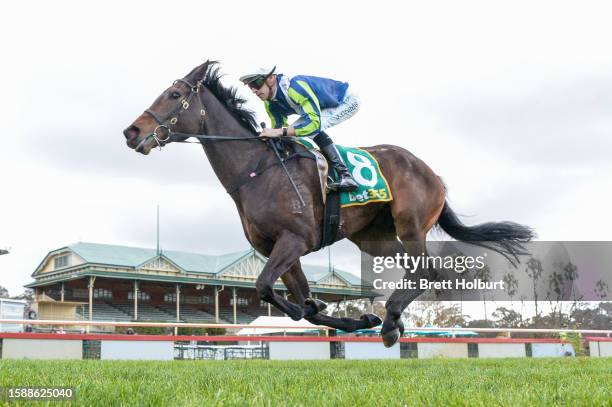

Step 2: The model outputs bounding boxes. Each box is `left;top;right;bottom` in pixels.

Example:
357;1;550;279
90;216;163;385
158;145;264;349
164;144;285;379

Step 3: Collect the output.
352;236;423;346
281;261;382;331
381;202;439;346
381;238;430;347
350;214;433;346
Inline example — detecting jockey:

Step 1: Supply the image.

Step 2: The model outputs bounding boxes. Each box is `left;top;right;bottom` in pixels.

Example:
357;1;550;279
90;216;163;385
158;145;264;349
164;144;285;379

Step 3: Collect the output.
239;67;359;192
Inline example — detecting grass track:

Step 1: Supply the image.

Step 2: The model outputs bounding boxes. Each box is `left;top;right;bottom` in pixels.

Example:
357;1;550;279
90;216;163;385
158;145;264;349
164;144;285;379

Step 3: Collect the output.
0;358;611;406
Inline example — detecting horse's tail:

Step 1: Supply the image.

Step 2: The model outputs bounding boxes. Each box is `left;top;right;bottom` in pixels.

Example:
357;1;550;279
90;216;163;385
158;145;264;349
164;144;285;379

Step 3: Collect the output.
435;201;535;266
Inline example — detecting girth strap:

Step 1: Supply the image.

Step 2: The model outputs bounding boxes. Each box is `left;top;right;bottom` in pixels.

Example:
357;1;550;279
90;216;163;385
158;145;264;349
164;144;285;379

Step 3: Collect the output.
318;190;341;250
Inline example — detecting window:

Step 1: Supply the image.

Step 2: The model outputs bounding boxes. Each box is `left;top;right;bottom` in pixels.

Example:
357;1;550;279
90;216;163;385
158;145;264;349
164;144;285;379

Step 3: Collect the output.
44;289;61;299
128;291;150;301
72;288;88;298
184;296;199;304
230;297;249;306
260;300;268;308
54;255;71;269
184;295;213;304
93;288;112;300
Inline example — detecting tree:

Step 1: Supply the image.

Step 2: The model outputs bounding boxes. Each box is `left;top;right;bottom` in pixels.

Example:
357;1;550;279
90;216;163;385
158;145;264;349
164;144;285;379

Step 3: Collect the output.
0;285;9;298
563;262;581;321
432;303;468;327
475;265;492;322
404;302;467;327
525;257;543;320
503;272;519;302
595;280;609;301
405;301;443;327
328;299;385;320
466;318;496;329
492;307;524;328
503;272;521;324
569;302;611;331
12;289;34;304
598;302;612;316
546;269;565;328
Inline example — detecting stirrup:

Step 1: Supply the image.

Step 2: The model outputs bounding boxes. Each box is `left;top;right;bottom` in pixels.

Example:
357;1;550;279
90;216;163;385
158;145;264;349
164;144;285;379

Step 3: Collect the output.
328;177;358;192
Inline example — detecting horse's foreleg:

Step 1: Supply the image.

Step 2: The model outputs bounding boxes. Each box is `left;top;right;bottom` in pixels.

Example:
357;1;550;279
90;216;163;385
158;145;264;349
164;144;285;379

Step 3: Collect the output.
255;232;309;321
281;262;382;331
279;261;319;317
305;313;382;332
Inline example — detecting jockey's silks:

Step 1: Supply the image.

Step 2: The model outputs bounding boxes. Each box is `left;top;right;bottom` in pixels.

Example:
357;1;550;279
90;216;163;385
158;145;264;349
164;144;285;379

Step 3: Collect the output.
264;74;349;137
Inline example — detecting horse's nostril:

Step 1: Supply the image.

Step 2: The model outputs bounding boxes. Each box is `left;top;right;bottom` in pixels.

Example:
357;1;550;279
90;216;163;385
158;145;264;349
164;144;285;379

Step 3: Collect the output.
123;125;140;140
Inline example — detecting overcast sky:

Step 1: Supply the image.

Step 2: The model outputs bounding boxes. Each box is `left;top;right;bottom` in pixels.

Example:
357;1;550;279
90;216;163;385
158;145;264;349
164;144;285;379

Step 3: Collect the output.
1;0;611;315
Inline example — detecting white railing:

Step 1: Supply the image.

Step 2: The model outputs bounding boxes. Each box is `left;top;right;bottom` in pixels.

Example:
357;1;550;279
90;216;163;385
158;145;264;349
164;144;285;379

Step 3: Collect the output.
1;319;610;335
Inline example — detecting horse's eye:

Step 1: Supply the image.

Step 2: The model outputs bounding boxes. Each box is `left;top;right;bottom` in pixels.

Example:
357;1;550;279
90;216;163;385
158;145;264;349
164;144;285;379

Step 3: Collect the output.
171;92;181;99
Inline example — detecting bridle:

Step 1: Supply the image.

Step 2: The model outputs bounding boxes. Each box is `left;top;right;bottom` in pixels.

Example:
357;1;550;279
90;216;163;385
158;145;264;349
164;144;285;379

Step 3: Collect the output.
137;78;207;151
133;72;307;206
135;77;260;152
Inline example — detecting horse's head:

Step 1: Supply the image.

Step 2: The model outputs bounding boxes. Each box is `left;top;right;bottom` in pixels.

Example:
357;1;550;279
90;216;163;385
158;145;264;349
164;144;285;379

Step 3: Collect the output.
123;62;210;155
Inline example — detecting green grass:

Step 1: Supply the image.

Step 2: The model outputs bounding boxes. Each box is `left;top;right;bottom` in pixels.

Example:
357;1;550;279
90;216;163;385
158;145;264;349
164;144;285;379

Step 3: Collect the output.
0;358;611;406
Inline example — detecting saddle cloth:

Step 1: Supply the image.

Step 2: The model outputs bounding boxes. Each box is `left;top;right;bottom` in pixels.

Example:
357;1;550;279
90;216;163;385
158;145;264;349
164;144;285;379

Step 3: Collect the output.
290;138;393;208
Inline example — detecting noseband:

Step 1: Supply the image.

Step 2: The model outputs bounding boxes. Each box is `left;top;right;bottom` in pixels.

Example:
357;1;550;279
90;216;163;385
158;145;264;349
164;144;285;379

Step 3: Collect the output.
137;78;207;151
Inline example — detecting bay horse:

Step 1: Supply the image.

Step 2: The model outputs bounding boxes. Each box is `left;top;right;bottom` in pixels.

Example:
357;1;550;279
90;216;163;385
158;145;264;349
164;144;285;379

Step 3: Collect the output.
123;61;534;347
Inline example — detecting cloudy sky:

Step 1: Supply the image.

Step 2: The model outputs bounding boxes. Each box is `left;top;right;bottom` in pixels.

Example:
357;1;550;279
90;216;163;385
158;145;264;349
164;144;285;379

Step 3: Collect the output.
1;0;611;313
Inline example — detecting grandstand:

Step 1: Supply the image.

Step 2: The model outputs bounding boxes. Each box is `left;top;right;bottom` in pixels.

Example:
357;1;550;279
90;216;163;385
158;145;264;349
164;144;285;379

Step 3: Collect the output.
77;302;132;321
26;242;374;327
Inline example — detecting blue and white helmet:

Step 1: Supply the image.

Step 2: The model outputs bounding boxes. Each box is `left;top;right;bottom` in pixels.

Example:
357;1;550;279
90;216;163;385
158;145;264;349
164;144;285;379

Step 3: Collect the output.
239;66;276;86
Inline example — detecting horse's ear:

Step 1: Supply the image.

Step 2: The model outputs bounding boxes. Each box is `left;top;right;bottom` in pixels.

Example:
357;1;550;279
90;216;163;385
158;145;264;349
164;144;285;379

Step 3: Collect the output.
186;60;212;82
197;60;211;77
195;59;217;80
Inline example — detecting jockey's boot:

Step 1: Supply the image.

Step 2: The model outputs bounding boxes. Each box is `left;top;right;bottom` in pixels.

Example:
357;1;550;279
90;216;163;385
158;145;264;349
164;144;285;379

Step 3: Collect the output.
321;143;359;191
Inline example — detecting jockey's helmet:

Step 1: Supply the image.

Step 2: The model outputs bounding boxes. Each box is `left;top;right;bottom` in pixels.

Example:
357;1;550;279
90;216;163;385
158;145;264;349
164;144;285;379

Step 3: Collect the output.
239;66;276;89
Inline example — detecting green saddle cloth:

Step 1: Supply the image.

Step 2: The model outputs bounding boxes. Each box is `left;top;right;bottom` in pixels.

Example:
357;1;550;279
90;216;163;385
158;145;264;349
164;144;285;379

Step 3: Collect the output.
293;138;393;207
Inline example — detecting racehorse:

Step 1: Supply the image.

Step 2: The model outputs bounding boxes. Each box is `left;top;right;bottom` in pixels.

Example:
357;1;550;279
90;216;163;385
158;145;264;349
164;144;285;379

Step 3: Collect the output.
123;61;534;347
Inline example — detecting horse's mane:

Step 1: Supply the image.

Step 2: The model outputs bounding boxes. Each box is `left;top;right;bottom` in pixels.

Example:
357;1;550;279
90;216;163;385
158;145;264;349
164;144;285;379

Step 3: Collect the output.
187;60;258;134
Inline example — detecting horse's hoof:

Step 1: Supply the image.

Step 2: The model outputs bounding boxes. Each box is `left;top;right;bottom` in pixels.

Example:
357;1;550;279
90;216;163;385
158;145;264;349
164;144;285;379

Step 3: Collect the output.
360;314;382;328
382;328;400;348
305;298;327;313
289;311;304;321
287;306;305;321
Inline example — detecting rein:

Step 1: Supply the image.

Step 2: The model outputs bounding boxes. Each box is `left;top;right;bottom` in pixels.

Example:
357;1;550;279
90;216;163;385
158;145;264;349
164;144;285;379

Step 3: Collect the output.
138;76;307;205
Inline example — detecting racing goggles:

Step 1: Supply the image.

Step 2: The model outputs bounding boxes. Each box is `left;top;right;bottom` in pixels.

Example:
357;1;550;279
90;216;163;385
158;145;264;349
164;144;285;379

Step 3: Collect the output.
246;76;267;90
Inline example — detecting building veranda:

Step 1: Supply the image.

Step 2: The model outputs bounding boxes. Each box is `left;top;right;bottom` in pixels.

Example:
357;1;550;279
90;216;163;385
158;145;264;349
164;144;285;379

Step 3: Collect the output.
26;242;375;327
